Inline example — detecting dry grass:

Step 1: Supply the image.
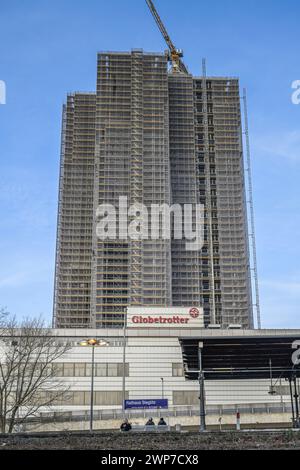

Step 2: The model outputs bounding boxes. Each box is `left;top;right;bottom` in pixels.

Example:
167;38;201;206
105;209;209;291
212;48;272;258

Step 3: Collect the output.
0;430;300;450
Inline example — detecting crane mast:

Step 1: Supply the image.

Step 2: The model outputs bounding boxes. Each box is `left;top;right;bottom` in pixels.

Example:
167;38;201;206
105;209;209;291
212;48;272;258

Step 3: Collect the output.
145;0;188;74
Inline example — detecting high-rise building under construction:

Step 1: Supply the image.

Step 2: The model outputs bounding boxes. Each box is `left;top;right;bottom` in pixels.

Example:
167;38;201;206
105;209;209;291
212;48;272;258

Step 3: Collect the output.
53;49;253;330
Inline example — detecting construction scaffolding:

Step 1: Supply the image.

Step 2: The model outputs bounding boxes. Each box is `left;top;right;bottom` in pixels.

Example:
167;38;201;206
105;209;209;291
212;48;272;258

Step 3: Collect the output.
53;93;96;328
193;71;253;328
53;51;254;330
93;51;172;328
169;72;201;309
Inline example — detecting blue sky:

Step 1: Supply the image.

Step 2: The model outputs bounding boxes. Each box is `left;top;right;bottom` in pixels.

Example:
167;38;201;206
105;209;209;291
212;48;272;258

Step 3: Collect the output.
0;0;299;328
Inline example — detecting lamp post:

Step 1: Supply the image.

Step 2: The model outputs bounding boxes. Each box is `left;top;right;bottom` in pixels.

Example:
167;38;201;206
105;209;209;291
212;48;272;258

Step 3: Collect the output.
79;338;109;432
160;377;164;399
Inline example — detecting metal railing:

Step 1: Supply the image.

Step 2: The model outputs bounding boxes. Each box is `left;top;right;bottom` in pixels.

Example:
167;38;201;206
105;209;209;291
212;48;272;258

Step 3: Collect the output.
20;402;292;426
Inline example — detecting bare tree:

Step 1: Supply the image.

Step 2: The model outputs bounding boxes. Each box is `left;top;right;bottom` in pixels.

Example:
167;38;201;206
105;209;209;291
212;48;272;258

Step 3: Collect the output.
0;308;9;327
0;315;71;433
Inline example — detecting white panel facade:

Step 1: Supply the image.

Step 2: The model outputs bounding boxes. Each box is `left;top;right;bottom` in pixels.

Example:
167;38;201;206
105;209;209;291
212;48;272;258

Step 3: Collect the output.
5;327;294;414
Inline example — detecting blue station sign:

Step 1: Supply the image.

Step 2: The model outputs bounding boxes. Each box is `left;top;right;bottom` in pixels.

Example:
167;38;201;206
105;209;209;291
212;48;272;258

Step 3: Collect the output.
124;399;169;410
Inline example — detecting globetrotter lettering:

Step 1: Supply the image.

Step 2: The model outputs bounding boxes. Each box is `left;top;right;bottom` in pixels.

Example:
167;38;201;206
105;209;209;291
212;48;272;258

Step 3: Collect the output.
132;315;190;324
127;307;204;329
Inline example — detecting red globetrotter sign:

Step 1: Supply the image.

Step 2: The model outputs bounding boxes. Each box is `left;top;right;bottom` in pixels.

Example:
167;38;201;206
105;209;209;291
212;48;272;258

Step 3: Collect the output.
127;307;204;329
189;307;200;319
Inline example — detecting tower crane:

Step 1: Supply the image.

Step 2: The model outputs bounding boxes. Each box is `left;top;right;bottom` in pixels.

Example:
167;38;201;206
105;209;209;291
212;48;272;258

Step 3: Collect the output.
145;0;188;74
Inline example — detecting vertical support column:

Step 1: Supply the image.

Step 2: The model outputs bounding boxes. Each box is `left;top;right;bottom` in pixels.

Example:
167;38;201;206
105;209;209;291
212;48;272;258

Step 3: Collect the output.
90;345;95;433
236;411;241;431
122;308;127;416
289;377;296;427
293;374;300;428
198;341;206;432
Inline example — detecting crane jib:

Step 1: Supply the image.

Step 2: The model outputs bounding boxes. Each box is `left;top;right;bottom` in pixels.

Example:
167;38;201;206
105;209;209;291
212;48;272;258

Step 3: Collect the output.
145;0;188;74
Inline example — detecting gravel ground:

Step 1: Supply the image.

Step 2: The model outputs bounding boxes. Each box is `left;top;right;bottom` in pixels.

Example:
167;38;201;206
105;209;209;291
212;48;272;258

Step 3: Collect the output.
0;431;300;450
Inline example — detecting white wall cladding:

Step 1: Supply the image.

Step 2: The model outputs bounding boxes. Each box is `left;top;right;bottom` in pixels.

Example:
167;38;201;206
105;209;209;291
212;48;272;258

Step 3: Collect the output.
5;327;297;413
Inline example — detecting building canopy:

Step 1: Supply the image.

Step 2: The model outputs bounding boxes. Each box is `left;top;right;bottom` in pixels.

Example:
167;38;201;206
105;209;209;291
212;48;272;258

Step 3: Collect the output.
180;335;300;380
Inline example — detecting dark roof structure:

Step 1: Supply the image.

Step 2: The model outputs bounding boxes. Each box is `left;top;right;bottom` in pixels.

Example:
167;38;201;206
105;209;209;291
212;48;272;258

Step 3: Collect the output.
180;334;300;380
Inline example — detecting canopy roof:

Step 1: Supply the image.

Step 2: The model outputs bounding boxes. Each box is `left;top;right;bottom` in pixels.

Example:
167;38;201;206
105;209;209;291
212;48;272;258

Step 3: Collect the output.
180;335;300;380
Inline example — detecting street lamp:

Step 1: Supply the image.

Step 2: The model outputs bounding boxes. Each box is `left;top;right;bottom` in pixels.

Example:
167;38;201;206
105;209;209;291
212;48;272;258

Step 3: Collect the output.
160;377;164;399
79;338;109;432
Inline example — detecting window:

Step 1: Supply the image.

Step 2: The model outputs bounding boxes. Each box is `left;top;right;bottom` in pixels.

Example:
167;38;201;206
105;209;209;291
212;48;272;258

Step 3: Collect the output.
74;363;86;377
107;363;118;377
64;363;75;377
53;363;64;377
52;362;129;377
86;363;92;377
172;363;184;377
96;363;107;377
